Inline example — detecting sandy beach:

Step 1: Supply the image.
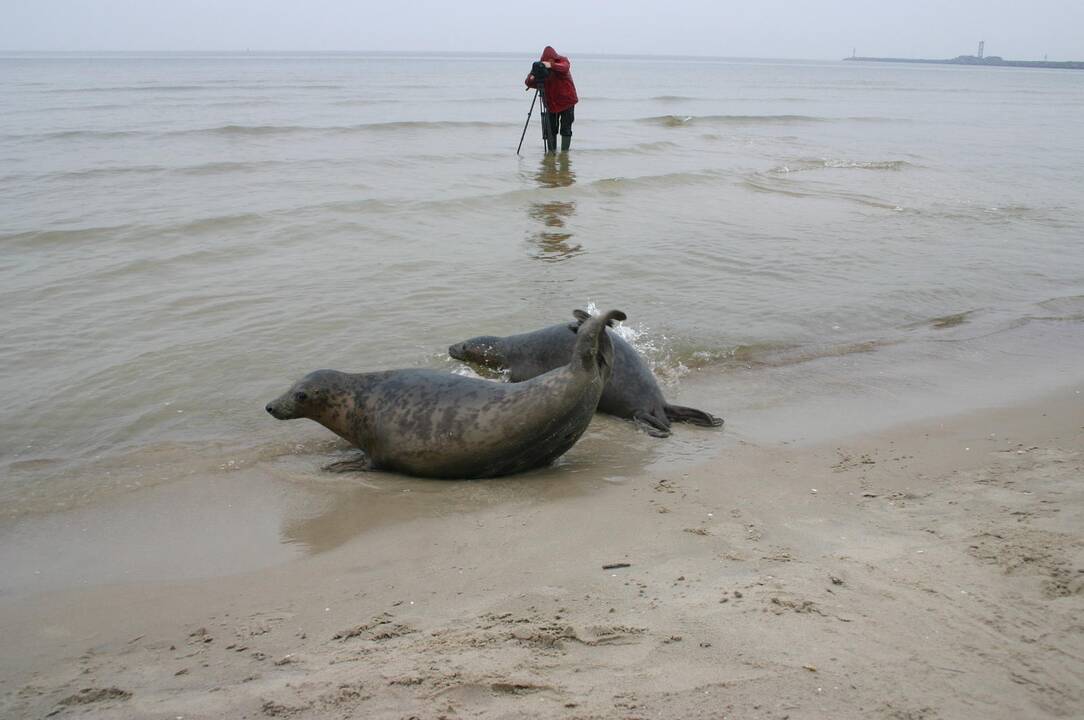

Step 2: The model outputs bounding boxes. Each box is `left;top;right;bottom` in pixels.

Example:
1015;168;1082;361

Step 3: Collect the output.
2;385;1081;720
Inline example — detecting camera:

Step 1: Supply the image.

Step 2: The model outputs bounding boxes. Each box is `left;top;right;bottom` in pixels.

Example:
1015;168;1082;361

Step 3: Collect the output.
530;60;550;81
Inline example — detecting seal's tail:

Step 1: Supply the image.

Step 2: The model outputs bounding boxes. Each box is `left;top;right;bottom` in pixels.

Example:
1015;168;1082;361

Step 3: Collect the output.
571;308;626;374
664;404;724;427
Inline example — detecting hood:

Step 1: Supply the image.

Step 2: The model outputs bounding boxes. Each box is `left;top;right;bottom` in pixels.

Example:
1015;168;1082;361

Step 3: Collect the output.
541;46;563;62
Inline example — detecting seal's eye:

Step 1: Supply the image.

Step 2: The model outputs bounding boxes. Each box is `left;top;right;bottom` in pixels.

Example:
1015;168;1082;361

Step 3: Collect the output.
294;391;308;402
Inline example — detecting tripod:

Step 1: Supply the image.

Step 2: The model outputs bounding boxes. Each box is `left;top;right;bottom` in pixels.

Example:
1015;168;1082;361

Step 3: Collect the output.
516;85;555;155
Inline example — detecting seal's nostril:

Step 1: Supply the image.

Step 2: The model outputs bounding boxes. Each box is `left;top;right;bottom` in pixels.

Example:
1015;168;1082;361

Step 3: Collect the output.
265;405;273;414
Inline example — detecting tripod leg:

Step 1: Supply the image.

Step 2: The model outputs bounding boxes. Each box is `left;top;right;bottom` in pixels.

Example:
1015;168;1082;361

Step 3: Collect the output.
516;89;540;155
538;89;555;154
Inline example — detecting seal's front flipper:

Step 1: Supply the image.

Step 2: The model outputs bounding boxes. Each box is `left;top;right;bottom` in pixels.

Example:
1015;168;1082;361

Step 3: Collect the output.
664;404;724;428
633;410;672;438
323;452;374;473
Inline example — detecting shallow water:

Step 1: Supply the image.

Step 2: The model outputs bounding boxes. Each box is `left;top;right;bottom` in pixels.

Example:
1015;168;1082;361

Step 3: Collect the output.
1;53;1083;588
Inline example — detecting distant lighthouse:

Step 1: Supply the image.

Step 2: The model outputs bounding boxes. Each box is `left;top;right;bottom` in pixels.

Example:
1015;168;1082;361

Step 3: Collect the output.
978;40;985;59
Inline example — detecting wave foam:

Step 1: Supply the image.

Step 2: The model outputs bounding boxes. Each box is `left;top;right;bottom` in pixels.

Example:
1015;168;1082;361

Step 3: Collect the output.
770;158;915;174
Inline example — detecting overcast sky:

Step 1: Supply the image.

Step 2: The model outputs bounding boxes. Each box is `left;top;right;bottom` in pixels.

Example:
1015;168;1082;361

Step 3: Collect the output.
4;0;1083;60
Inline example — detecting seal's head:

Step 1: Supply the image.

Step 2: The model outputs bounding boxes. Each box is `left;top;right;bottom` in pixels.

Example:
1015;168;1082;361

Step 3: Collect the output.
448;335;506;369
265;369;340;420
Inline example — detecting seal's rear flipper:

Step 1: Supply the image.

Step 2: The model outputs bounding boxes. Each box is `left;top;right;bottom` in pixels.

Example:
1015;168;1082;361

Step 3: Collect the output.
571;309;627;373
664;405;724;428
570;308;622;332
323;452;375;473
633;410;672;438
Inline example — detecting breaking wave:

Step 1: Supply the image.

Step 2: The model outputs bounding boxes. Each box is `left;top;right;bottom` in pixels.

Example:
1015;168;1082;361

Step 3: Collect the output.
11;120;517;143
740;172;904;211
641;114;826;127
638;114;901;128
579;303;899;382
769;158;916;174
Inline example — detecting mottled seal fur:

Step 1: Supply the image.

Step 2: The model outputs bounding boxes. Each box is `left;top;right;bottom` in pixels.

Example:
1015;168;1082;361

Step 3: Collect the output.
448;310;723;438
266;309;626;479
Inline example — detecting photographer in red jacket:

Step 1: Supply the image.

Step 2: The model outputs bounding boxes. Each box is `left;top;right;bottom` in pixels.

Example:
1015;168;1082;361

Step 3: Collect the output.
525;46;579;152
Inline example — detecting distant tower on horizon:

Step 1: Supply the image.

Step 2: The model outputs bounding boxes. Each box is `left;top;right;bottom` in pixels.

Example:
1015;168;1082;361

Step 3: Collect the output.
852;47;856;59
978;40;985;59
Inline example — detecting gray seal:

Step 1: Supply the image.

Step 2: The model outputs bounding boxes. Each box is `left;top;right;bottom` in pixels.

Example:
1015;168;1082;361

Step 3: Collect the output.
265;309;626;479
448;310;723;438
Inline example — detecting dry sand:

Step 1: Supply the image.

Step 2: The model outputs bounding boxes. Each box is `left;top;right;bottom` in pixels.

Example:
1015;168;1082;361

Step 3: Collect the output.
2;389;1082;719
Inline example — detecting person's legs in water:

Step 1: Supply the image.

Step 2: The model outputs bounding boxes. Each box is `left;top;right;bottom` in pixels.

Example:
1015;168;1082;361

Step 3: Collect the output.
558;106;574;152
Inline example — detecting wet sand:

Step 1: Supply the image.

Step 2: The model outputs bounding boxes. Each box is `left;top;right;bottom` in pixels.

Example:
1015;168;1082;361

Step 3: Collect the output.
2;387;1082;719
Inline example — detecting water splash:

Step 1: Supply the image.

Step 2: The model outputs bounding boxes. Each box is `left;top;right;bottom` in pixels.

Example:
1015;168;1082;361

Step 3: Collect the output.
581;303;686;384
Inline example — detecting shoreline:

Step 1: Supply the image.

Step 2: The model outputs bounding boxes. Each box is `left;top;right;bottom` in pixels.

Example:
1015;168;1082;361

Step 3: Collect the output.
2;382;1081;718
845;56;1084;70
4;313;1083;601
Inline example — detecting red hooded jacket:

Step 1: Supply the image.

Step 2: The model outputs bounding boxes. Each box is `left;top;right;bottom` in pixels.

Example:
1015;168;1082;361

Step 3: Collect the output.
524;46;579;114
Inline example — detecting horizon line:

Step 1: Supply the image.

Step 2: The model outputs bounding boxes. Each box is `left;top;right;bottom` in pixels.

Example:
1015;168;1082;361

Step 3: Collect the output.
0;49;846;62
3;49;1076;62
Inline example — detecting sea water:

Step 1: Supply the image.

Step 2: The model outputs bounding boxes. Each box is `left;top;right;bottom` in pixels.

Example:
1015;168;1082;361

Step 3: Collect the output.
2;52;1082;590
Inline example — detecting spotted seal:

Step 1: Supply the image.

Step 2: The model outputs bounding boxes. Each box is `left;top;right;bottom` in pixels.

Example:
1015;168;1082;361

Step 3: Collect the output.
448;310;723;437
266;309;626;479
